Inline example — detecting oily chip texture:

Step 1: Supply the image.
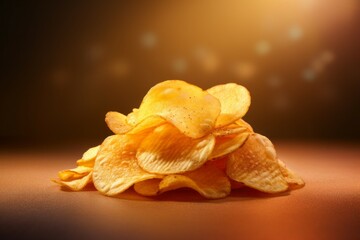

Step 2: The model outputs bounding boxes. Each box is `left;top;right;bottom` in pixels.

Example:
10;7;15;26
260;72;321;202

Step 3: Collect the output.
210;131;250;159
137;123;215;174
76;145;100;167
136;80;221;138
53;166;93;191
93;135;161;196
54;80;304;199
207;83;251;128
226;133;289;193
134;163;231;199
159;163;231;199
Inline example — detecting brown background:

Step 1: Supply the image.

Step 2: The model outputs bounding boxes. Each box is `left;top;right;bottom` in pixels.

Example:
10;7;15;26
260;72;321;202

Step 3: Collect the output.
1;0;360;147
1;1;360;239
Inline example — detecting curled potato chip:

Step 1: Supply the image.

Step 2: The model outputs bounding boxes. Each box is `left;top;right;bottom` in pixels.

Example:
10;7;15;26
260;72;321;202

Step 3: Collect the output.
207;83;251;128
137;123;215;174
52;172;93;191
210;131;250;159
134;163;231;199
58;166;93;181
93;135;161;196
136;80;221;138
277;159;305;189
134;178;162;196
54;165;93;191
256;134;305;189
159;163;231;199
105;111;133;135
226;133;288;193
76;145;100;167
236;119;254;132
106;111;165;135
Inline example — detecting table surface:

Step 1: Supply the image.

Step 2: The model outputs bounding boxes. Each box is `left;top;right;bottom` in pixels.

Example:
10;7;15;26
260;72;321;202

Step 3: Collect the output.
1;142;360;240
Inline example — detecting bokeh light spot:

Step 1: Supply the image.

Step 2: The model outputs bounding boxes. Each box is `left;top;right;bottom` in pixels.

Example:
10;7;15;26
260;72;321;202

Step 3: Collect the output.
232;62;257;80
303;68;316;82
172;58;187;73
255;40;271;56
140;32;158;49
288;25;303;41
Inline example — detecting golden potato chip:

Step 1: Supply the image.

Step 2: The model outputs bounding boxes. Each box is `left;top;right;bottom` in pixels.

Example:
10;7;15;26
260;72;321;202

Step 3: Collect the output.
134;178;162;197
76;145;100;167
52;172;92;191
212;124;248;137
207;83;251;128
226;133;288;193
137;123;215;174
255;134;305;189
105;111;133;135
127;115;166;135
210;131;250;159
277;159;305;190
136;80;221;138
93;135;161;196
58;166;93;181
236;119;254;132
159;163;231;199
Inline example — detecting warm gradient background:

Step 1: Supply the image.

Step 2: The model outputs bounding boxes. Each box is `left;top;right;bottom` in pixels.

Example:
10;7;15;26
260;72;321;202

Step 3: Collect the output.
1;0;360;148
1;1;360;240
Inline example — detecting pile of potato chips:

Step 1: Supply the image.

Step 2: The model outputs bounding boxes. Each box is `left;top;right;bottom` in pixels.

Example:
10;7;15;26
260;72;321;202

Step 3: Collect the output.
53;80;304;199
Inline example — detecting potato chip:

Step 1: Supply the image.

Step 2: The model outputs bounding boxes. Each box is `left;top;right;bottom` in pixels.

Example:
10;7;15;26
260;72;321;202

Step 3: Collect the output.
136;123;215;174
135;163;231;199
136;80;221;138
213;124;248;137
207;83;251;128
106;111;165;135
226;133;288;193
277;159;305;189
76;145;100;167
134;178;162;197
105;111;133;135
256;134;305;189
52;172;92;191
93;135;161;196
159;163;231;199
210;131;250;159
236;119;254;132
58;166;93;181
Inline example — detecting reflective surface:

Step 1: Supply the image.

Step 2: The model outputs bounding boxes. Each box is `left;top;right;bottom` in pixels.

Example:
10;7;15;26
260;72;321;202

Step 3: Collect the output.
1;143;359;239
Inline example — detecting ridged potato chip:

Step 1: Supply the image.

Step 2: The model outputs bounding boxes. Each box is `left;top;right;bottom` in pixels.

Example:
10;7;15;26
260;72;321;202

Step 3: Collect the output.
134;163;231;199
53;165;93;191
207;83;251;128
210;131;250;159
159;163;231;199
277;159;305;189
106;111;165;135
256;134;305;189
53;172;93;191
93;135;161;196
105;111;133;135
137;123;215;174
136;80;221;138
76;145;100;167
134;178;162;197
226;133;288;193
58;166;93;181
